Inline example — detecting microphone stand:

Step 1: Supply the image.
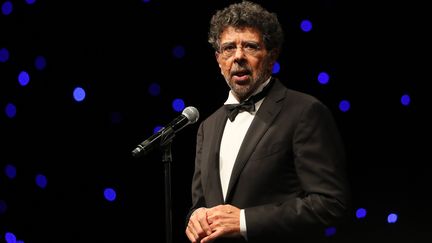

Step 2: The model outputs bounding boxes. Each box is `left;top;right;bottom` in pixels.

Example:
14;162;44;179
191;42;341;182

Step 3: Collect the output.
160;128;175;243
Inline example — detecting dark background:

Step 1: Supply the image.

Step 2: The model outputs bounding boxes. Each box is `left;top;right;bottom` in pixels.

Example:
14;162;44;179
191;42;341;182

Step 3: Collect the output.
1;0;429;242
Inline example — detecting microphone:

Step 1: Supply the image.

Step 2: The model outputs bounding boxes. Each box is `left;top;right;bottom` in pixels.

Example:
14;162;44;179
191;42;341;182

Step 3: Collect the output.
131;106;199;157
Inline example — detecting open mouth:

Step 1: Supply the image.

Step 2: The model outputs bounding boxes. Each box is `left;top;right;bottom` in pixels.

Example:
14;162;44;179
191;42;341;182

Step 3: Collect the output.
232;70;251;81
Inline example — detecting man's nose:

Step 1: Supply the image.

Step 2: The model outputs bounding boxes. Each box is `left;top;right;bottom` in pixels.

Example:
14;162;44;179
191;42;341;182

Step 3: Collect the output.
233;46;246;59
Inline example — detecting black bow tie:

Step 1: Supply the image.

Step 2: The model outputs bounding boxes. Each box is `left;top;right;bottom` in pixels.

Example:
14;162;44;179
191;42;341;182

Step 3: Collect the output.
224;80;274;122
224;99;256;122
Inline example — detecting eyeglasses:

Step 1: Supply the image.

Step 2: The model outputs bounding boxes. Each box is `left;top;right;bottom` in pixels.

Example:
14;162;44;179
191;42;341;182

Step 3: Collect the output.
219;42;262;58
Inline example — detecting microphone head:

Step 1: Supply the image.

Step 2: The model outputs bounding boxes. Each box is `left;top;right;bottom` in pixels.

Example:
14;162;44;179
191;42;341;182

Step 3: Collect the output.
182;106;199;124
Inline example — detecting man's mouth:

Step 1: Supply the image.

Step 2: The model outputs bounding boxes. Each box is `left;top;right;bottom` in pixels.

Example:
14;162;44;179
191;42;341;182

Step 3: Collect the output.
232;70;250;78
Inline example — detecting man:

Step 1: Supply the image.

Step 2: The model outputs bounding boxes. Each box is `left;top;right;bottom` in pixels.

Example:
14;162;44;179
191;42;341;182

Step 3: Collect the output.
185;1;350;242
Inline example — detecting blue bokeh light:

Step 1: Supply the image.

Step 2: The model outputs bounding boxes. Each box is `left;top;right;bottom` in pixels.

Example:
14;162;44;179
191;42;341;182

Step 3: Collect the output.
172;98;185;112
300;19;313;32
1;1;13;15
35;174;47;189
272;61;280;74
173;45;185;59
356;208;367;218
339;100;350;112
26;0;37;4
104;188;117;202
5;103;17;118
5;164;17;179
324;226;336;237
18;71;30;86
34;55;47;70
401;94;410;106
148;82;161;96
153;125;163;134
73;87;86;102
5;232;17;243
0;47;10;62
317;72;330;85
387;213;398;223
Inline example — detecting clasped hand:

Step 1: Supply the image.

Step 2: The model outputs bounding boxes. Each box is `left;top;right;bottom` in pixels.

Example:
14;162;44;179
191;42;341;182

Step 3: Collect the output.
186;204;241;243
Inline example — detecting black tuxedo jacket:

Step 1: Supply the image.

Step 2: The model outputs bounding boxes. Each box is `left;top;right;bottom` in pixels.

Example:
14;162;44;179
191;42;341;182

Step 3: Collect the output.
187;78;350;242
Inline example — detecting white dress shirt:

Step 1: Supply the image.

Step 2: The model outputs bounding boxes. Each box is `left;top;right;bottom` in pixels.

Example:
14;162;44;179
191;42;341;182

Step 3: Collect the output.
219;78;271;239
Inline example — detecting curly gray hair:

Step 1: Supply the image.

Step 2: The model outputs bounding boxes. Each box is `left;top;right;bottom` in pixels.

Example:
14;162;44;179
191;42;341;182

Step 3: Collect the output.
208;1;284;57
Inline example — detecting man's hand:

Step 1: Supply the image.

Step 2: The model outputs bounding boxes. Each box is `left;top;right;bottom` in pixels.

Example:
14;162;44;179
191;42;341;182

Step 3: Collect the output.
186;205;242;243
186;207;212;243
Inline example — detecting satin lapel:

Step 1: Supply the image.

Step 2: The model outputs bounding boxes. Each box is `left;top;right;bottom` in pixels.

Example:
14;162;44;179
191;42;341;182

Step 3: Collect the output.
225;79;285;203
205;108;228;205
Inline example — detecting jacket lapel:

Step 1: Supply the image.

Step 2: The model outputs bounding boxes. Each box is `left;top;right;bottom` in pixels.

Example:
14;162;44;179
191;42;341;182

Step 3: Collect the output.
225;79;285;202
205;108;228;205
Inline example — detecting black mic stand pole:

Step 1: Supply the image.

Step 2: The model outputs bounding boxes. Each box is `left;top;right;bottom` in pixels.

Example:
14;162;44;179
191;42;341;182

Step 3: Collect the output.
160;128;175;243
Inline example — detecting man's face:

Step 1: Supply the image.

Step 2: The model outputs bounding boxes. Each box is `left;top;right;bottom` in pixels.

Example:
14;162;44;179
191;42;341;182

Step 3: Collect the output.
216;26;275;101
